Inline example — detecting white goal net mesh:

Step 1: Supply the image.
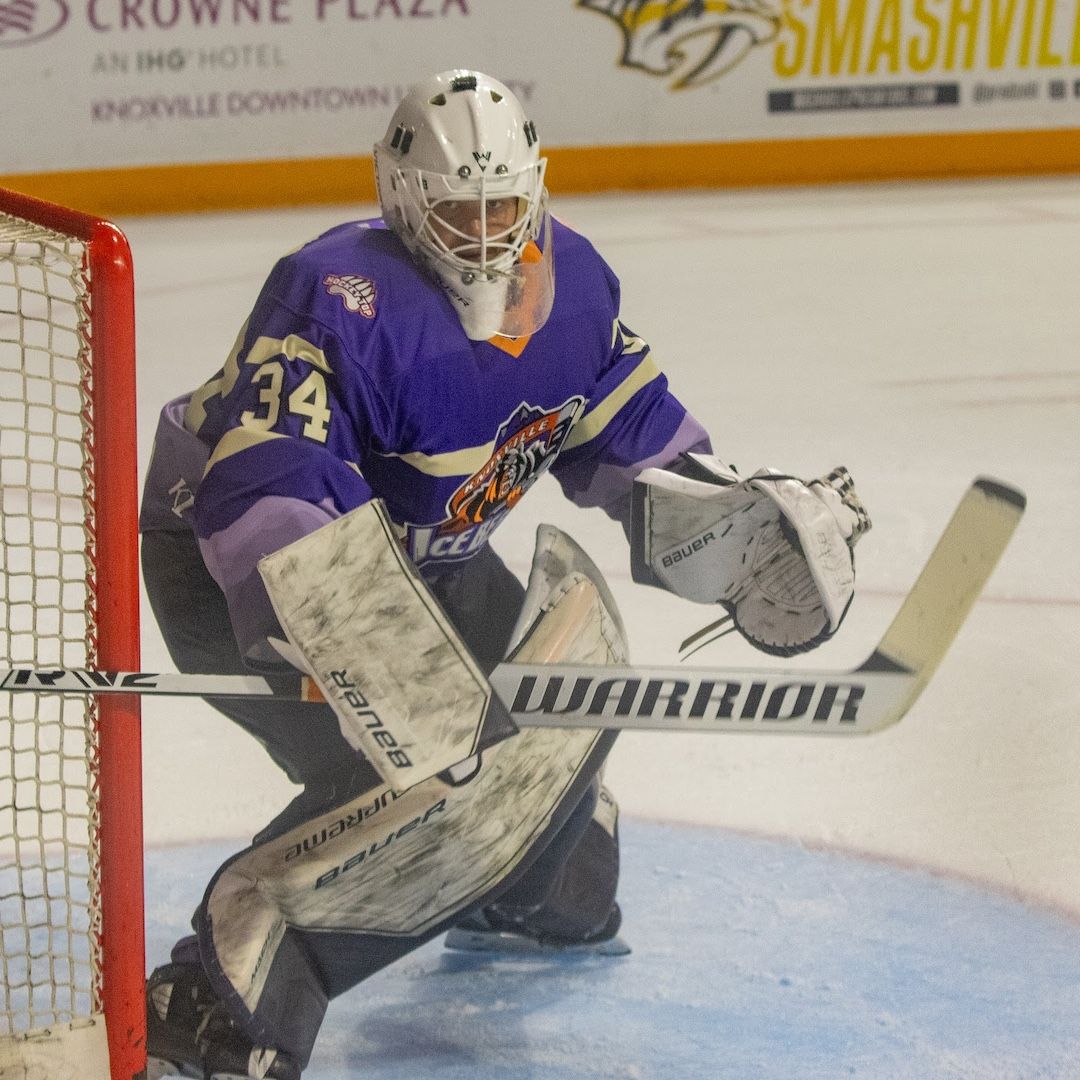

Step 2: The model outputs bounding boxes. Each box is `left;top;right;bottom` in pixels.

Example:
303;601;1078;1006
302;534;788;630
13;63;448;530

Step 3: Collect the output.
0;212;102;1036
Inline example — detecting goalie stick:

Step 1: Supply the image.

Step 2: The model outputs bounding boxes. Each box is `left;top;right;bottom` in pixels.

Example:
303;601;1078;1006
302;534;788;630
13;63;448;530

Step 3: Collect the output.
0;478;1024;737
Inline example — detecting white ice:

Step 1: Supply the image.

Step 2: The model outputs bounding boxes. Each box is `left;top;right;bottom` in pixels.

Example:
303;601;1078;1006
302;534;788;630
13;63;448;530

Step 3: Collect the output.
125;175;1080;922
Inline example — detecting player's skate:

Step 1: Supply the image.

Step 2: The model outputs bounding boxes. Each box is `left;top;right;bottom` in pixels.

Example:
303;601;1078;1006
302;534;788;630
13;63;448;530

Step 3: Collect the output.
445;902;631;957
146;963;301;1080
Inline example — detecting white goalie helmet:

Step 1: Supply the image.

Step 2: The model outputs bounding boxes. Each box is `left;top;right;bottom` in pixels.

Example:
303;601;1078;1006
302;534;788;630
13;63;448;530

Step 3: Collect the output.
374;70;554;341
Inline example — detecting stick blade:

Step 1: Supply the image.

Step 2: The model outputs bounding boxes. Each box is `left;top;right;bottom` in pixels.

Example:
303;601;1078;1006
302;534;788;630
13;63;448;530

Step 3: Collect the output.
863;477;1025;692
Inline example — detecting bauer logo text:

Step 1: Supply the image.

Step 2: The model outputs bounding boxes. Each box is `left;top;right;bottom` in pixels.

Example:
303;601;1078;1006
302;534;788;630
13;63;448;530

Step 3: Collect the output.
661;531;716;568
328;669;412;768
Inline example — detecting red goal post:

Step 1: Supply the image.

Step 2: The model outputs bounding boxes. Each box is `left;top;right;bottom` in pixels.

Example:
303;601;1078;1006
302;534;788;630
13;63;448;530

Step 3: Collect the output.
0;188;144;1080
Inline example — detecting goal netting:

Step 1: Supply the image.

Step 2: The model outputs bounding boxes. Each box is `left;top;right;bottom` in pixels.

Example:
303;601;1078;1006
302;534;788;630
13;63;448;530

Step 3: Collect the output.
0;189;144;1080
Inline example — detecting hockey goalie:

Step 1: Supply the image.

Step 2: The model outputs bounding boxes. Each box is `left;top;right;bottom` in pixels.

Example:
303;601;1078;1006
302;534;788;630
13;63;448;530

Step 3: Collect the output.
138;70;869;1079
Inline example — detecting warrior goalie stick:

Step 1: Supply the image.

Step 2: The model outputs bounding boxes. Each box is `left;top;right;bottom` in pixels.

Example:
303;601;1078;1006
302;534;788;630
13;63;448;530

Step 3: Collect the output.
0;477;1023;736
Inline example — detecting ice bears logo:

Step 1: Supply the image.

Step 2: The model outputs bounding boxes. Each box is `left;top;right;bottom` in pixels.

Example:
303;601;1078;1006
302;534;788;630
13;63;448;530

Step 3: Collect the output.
0;0;68;46
579;0;782;90
407;397;585;566
324;274;377;318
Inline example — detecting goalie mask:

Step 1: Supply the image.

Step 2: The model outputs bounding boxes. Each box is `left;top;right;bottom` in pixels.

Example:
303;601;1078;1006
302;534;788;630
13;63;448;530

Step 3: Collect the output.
373;70;554;341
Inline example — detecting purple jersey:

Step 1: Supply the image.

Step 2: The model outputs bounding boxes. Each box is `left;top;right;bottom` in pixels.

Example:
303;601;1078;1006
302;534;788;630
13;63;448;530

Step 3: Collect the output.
141;217;709;661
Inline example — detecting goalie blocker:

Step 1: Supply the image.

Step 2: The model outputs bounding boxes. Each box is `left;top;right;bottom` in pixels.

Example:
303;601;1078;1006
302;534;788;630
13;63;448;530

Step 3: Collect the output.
631;455;871;656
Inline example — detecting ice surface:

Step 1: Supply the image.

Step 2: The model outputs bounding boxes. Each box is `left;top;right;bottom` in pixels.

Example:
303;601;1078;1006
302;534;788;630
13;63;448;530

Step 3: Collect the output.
125;177;1080;1075
146;819;1080;1079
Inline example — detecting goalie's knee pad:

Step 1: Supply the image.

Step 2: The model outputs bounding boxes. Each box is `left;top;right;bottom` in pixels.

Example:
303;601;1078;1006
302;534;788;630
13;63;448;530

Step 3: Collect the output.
485;780;621;944
194;525;627;1062
259;499;519;791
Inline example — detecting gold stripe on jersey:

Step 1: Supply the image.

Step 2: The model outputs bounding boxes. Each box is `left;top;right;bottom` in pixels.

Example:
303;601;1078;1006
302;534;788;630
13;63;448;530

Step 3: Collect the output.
185;326;331;437
383;441;498;479
246;334;333;374
563;353;661;452
204;426;288;474
615;321;648;358
380;348;660;478
186;319;250;436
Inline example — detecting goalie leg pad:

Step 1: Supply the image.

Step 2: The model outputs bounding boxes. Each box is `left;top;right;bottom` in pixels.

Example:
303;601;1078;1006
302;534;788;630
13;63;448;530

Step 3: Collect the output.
258;499;510;792
480;779;621;944
197;526;626;1062
508;523;629;660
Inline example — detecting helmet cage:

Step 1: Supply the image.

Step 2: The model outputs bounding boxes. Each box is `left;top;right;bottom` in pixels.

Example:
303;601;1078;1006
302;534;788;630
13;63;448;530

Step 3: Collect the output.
385;159;546;278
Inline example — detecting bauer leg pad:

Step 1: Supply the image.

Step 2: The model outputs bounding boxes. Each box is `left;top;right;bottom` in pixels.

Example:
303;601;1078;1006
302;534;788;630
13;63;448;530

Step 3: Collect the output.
195;526;627;1064
258;499;514;791
445;779;630;956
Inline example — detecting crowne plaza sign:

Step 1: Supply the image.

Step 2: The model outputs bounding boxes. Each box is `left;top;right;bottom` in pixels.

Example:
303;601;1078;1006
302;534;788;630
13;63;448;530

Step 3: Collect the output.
0;0;466;42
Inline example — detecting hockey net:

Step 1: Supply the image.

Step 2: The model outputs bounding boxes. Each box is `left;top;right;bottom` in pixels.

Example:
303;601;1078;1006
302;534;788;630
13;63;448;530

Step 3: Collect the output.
0;189;144;1080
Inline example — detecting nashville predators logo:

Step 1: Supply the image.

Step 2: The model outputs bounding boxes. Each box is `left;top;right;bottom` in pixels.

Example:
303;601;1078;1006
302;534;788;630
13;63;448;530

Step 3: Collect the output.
579;0;782;90
407;397;585;566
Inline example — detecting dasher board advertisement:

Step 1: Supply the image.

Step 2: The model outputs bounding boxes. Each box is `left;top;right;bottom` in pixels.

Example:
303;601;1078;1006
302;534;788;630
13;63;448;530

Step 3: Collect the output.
3;3;1079;188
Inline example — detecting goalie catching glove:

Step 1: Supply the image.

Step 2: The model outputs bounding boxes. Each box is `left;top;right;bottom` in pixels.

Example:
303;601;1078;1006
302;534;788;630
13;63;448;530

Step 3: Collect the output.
631;455;870;656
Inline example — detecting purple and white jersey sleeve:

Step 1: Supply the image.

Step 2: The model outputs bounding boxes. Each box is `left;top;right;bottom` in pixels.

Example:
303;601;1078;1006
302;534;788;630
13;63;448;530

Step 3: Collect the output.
177;230;391;663
551;279;712;531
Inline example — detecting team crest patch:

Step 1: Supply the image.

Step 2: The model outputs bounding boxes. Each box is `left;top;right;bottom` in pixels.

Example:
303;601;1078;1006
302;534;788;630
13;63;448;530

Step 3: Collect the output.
324;274;377;318
407;397;585;565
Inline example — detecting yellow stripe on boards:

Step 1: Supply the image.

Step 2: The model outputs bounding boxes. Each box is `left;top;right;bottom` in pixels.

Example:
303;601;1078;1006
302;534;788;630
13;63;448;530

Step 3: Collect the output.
4;129;1080;217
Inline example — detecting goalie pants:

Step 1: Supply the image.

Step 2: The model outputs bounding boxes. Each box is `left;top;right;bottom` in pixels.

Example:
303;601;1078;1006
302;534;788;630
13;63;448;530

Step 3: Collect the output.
141;526;620;947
